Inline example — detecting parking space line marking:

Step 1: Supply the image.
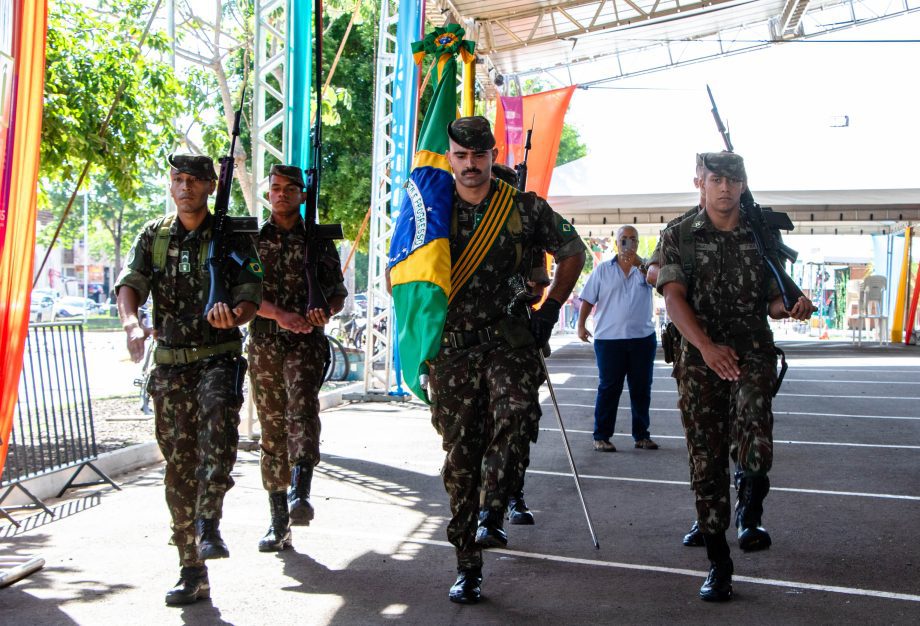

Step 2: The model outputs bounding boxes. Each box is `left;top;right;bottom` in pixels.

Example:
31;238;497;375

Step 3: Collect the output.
545;387;920;401
539;402;920;421
536;427;920;450
527;469;920;501
310;529;920;603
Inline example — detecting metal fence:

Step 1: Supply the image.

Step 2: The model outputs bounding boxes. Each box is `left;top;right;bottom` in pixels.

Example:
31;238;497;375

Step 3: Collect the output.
1;323;118;526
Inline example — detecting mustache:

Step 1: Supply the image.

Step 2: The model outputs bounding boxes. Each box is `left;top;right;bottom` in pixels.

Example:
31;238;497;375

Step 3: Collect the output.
461;168;481;176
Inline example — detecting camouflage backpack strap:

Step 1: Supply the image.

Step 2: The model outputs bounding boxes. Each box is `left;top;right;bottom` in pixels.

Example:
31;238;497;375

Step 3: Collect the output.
151;214;176;273
150;214;176;329
678;213;696;298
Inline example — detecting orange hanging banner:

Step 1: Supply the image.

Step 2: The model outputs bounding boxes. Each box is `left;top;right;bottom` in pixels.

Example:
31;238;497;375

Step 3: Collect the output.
0;0;49;481
494;85;577;198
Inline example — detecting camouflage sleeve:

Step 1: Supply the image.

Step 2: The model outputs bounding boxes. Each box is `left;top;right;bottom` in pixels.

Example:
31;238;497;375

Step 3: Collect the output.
647;238;662;267
114;226;153;304
655;225;687;294
767;274;781;301
230;233;263;307
531;195;586;261
318;239;348;299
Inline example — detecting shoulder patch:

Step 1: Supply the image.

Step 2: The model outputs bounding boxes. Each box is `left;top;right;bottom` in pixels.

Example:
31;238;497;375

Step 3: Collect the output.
558;218;575;235
246;260;264;278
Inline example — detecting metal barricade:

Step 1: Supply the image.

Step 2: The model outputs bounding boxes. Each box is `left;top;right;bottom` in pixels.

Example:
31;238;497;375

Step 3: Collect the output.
0;323;118;526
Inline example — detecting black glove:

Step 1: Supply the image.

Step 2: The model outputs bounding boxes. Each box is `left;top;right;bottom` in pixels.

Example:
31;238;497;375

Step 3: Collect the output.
530;298;562;347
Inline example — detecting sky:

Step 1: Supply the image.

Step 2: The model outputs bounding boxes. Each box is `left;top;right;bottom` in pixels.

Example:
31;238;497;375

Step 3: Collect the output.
550;10;920;263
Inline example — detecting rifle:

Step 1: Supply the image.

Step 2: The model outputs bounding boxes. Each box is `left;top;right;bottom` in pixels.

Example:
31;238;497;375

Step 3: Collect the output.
303;0;344;315
514;126;533;192
204;83;259;318
706;85;805;310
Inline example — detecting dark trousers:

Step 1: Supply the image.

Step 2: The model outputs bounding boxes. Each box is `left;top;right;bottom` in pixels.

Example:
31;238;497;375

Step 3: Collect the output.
592;333;656;442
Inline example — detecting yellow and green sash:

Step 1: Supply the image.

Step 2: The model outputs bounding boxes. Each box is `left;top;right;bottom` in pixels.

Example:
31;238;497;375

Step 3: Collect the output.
448;179;518;305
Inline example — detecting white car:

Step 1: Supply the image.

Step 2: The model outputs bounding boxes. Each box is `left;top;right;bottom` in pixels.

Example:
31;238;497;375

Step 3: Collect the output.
53;296;98;319
29;293;55;323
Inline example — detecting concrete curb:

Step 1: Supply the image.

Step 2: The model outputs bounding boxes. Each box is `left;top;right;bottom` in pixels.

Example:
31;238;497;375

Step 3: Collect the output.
3;382;365;508
2;442;163;507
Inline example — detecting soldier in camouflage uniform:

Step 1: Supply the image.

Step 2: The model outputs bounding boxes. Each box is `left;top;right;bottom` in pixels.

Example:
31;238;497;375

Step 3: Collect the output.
116;154;263;606
656;152;814;602
490;162;549;526
432;117;586;604
248;164;346;553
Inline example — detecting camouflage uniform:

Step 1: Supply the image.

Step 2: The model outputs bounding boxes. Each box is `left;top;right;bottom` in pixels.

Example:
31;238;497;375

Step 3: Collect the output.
116;212;262;567
430;181;585;570
248;215;346;491
657;208;780;535
647;205;702;269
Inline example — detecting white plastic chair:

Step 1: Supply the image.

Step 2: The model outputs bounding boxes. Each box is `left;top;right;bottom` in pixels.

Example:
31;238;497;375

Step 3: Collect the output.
855;275;888;346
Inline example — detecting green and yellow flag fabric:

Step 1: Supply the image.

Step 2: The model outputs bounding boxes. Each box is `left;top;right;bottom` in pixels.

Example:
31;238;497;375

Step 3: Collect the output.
388;25;474;402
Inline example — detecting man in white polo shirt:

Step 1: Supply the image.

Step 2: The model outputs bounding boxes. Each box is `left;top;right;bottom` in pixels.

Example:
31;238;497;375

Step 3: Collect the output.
577;225;658;452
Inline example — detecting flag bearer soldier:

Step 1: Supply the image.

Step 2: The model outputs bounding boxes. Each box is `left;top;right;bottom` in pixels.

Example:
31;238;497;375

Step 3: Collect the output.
432;116;586;604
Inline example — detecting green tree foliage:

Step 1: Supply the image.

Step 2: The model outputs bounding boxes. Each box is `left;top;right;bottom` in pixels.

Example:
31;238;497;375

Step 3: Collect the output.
555;123;587;167
40;0;183;275
318;9;375;244
42;0;181;198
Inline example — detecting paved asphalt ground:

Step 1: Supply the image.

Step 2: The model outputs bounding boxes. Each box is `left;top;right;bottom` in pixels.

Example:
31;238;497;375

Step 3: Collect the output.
2;336;919;624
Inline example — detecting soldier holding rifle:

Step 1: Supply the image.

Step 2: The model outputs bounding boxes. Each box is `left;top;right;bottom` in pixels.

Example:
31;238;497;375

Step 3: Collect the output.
116;154;262;605
657;152;814;602
248;164;346;553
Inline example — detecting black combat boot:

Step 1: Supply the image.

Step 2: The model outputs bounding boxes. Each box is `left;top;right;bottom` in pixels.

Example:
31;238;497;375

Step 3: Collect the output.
289;463;315;526
196;518;229;560
508;492;535;525
165;566;210;605
448;567;483;604
474;508;508;548
682;520;705;547
735;474;772;552
700;532;733;602
259;491;293;552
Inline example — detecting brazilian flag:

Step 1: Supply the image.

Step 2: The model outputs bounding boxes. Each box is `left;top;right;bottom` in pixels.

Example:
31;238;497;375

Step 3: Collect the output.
388;25;475;402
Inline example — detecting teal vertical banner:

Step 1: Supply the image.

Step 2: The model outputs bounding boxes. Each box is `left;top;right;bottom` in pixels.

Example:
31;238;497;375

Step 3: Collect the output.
390;0;423;395
390;0;422;213
286;0;312;170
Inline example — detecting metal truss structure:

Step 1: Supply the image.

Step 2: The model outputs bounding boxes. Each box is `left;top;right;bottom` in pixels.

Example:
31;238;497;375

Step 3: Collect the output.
363;0;400;395
252;0;287;221
425;0;919;88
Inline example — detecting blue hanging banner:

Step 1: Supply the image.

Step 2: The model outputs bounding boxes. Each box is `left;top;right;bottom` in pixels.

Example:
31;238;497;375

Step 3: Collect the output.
286;0;313;170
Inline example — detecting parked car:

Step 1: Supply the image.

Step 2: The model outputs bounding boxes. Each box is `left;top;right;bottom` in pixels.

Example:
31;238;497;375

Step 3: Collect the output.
53;296;99;319
29;293;55;323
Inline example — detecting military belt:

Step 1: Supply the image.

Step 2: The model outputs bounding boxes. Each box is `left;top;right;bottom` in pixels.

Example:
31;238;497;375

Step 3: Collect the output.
250;317;286;334
154;340;241;365
441;325;504;349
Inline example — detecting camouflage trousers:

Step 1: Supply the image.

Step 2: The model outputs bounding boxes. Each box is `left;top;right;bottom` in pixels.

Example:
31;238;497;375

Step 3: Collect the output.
248;331;327;492
149;354;245;567
429;343;543;570
675;348;776;534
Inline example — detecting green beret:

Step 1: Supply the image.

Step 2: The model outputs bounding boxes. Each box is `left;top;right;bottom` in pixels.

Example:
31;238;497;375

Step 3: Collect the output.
269;164;306;189
167;153;217;181
447;116;496;151
697;151;746;181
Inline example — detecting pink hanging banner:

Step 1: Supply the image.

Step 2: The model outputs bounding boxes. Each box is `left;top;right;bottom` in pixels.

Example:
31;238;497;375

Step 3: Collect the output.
499;95;523;167
0;0;16;259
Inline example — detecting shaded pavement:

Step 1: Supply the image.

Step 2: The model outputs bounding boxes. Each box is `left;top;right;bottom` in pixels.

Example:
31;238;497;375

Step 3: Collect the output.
2;336;919;624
